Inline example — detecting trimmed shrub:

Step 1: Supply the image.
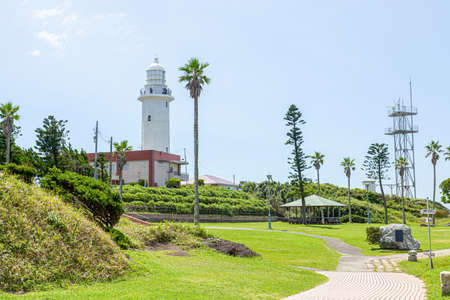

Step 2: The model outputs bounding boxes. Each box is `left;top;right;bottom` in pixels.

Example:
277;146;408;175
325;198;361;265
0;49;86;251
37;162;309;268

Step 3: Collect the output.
166;178;181;188
0;163;37;183
40;168;124;228
107;228;136;249
138;179;146;186
366;226;381;245
198;179;205;186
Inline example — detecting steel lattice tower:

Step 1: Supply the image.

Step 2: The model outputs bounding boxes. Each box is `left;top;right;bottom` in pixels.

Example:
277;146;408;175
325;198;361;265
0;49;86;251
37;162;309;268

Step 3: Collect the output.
385;81;418;198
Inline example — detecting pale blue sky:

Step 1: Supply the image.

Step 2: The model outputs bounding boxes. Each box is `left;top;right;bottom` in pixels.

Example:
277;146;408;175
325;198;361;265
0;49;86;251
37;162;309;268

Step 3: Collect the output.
1;1;449;206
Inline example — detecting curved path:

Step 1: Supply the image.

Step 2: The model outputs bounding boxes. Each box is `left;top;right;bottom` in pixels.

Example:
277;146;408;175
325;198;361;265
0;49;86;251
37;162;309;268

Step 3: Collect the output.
206;227;441;300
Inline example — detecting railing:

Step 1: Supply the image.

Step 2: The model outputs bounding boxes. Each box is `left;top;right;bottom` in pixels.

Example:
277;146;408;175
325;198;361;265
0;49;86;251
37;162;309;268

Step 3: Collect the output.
385;126;419;135
387;105;417;115
139;87;172;97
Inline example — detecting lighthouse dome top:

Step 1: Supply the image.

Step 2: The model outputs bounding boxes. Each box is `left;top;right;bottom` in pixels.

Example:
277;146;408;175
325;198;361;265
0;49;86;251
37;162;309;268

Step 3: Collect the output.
147;57;165;71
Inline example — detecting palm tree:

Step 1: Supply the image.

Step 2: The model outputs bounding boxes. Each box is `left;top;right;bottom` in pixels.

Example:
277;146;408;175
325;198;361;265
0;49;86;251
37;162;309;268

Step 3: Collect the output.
114;140;132;201
0;102;20;164
309;152;325;196
179;58;210;225
425;141;443;225
395;157;409;224
341;157;355;223
445;146;450;161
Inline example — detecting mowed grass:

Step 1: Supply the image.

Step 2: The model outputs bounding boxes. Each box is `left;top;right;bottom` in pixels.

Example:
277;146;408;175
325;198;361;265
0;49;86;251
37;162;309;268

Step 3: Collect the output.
210;222;450;256
207;229;340;270
400;256;450;300
1;228;331;300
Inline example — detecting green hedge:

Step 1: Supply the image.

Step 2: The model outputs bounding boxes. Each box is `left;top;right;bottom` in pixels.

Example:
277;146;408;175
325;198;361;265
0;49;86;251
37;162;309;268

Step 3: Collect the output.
40;168;124;228
0;163;37;183
120;184;268;216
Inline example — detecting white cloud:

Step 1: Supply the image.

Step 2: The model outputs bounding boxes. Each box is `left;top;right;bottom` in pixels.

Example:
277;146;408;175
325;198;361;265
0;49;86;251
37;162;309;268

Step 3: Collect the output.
37;31;66;49
62;14;78;25
95;12;128;19
33;7;64;19
27;50;41;56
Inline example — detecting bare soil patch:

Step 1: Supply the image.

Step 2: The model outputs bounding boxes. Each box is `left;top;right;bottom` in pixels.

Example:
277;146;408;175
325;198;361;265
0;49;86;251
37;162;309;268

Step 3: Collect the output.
204;238;260;257
144;243;191;257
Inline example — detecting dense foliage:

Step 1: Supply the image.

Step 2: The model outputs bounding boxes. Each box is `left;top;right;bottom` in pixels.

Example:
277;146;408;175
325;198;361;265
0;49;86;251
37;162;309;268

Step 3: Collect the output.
166;177;181;188
0;163;37;183
366;226;381;245
40;168;124;228
0;173;128;292
440;178;450;203
241;180;449;223
120;184;269;216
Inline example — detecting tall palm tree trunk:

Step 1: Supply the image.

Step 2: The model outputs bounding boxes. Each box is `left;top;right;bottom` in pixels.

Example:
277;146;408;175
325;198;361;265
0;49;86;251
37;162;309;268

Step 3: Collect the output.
317;168;321;196
119;172;123;201
401;175;406;224
432;163;436;225
347;176;352;223
193;96;200;225
5;134;11;164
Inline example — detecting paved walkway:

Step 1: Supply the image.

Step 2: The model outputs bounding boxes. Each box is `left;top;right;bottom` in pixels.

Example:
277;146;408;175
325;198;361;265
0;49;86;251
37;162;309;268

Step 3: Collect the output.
206;226;450;300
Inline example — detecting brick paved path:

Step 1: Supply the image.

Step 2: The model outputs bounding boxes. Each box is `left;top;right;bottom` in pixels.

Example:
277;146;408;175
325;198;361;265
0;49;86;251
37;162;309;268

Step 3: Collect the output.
284;271;426;300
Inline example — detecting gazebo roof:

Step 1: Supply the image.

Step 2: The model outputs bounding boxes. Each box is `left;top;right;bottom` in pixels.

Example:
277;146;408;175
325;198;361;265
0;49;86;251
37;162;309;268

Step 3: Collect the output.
281;194;346;207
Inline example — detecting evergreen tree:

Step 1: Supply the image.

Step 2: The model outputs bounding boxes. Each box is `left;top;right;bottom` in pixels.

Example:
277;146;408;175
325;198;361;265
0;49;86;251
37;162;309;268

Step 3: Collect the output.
35;115;69;171
362;143;390;224
284;104;308;224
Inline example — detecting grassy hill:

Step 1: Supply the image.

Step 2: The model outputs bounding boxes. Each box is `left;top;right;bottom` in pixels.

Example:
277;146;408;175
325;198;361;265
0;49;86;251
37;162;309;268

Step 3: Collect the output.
0;172;129;292
119;184;268;216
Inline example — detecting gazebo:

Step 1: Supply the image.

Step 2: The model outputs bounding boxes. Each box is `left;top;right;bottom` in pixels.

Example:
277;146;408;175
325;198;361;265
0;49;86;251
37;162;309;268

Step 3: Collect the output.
281;194;346;224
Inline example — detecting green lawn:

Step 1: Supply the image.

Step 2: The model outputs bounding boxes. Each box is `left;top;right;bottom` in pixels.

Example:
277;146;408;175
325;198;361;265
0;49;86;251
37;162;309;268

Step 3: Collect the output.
1;228;333;299
209;222;450;256
400;256;450;299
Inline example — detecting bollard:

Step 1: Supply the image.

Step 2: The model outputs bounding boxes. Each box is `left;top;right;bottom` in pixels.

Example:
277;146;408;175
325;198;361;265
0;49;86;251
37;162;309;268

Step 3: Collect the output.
408;250;417;262
442;271;450;296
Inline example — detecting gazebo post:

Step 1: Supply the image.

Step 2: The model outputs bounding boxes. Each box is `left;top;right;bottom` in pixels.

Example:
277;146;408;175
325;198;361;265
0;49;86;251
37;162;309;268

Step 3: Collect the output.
338;207;341;223
288;207;291;223
321;207;324;224
295;207;298;224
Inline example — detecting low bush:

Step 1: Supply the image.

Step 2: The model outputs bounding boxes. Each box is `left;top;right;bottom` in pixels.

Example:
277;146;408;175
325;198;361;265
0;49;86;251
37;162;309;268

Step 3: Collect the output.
116;219;213;249
166;177;181;188
40;168;124;228
366;226;381;245
107;228;136;249
0;173;128;292
0;163;37;183
198;179;205;186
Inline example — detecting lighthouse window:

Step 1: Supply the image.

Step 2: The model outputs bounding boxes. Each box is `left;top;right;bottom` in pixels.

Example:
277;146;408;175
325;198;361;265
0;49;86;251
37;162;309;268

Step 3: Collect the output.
149;88;153;93
147;115;151;122
165;101;168;108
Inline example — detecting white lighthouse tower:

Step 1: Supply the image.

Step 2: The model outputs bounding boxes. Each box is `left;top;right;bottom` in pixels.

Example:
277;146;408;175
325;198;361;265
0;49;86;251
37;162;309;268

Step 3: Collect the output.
138;58;174;152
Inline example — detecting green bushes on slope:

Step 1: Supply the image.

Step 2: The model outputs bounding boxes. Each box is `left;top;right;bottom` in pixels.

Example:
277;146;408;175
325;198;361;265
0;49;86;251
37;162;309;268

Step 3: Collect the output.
0;172;128;292
0;163;37;183
119;184;268;216
40;168;124;228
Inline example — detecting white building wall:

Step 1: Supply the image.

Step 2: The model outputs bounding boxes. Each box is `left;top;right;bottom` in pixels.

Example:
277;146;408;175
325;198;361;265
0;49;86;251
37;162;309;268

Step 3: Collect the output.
154;160;170;187
119;160;149;184
141;98;170;152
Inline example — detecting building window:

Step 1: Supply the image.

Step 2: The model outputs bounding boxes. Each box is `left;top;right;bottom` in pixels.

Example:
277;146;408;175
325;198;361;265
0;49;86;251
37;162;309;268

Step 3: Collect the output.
166;147;168;153
148;115;151;122
165;101;168;108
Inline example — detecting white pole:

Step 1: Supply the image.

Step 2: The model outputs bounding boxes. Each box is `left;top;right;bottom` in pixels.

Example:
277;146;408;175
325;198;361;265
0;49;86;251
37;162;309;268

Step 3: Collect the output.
426;197;433;269
93;121;99;180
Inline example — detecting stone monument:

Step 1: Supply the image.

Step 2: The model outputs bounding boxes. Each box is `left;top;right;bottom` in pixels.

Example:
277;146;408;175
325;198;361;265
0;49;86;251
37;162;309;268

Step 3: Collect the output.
379;224;420;250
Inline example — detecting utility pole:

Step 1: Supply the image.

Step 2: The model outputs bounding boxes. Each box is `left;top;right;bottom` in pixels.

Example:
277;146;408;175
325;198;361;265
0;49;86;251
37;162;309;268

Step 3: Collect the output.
409;79;417;198
426;197;433;269
183;148;188;181
93;121;99;180
109;136;113;186
233;174;236;186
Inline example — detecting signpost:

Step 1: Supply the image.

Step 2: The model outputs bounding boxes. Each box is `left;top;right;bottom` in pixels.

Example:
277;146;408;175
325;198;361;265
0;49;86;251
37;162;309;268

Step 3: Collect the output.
422;197;433;269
